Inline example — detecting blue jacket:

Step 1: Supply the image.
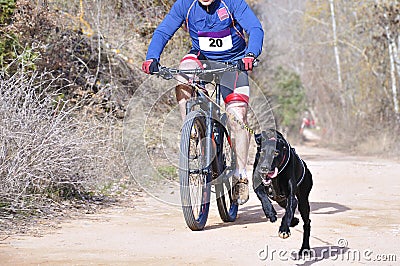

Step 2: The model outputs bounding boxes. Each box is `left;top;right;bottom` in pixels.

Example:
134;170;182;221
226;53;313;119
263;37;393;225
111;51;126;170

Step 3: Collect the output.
145;0;264;62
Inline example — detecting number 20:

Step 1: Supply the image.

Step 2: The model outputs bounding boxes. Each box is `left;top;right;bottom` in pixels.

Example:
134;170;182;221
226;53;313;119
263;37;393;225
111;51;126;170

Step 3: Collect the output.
209;38;223;48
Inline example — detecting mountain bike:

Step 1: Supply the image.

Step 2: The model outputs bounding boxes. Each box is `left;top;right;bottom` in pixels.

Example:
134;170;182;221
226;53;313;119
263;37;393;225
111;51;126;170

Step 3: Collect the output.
157;61;243;230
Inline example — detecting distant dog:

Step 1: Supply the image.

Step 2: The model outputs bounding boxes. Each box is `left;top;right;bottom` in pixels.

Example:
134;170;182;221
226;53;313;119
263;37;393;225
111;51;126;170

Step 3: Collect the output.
253;129;313;253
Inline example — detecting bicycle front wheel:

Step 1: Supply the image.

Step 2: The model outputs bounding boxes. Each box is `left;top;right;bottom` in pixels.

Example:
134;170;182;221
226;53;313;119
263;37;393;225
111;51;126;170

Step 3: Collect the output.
215;126;238;222
179;111;211;231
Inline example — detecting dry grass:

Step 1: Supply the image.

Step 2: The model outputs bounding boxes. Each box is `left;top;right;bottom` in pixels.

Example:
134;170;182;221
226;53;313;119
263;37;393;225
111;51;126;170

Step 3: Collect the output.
0;66;127;219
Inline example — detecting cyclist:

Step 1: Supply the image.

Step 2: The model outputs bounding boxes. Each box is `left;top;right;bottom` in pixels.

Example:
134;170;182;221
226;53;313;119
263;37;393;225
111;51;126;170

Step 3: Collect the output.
299;111;316;135
142;0;264;205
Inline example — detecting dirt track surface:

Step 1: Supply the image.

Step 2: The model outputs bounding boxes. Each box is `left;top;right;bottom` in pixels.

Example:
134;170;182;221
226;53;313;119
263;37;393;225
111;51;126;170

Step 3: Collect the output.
1;145;400;265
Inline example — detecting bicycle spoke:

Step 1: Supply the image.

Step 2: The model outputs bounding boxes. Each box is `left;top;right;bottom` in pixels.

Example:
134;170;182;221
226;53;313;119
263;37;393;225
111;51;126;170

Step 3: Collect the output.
215;126;238;222
179;112;210;230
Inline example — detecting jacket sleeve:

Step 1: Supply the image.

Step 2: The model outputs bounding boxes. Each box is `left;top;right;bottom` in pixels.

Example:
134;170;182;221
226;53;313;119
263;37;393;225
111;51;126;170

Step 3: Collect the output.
232;0;264;57
145;0;186;61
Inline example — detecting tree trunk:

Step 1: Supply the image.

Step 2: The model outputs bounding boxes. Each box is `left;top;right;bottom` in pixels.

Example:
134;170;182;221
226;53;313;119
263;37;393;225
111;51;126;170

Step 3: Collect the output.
328;0;345;107
384;11;399;115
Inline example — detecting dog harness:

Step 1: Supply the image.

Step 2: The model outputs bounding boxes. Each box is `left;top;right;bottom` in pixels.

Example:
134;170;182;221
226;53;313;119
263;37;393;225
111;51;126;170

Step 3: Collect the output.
291;146;306;186
269;137;306;187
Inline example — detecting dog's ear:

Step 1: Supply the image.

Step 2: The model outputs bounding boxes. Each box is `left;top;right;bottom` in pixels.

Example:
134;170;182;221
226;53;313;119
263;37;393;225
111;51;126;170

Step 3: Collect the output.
275;130;285;141
254;133;262;146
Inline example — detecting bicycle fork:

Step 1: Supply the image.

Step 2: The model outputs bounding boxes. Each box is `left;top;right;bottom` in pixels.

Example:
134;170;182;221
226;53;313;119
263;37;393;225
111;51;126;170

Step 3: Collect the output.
204;101;215;176
205;101;225;180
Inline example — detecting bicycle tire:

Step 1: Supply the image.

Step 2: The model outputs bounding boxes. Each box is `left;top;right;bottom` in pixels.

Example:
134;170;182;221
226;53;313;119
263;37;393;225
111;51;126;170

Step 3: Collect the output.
179;111;211;231
215;125;238;222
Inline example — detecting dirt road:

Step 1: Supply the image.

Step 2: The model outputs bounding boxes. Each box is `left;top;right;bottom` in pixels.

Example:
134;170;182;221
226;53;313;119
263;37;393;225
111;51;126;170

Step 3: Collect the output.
1;145;399;265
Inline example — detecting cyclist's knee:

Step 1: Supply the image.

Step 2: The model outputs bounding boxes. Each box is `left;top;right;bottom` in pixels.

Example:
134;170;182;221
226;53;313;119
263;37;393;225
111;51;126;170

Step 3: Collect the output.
179;54;203;69
177;54;203;84
176;53;203;101
227;100;248;109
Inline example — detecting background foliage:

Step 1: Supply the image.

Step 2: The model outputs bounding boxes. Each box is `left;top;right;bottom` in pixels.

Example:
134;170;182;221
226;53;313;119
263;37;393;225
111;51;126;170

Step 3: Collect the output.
259;0;400;152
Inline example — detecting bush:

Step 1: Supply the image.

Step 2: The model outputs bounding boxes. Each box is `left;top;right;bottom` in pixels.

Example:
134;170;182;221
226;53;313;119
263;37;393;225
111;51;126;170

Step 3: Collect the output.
0;0;16;25
0;66;123;216
271;66;306;132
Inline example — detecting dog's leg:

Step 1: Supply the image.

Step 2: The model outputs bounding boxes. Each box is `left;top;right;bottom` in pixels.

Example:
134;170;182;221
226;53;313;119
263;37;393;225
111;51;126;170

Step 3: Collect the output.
277;199;299;227
279;178;297;239
297;168;313;254
254;185;277;222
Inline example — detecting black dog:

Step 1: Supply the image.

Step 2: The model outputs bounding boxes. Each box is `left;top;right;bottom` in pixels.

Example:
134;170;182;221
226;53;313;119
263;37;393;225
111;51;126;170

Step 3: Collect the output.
253;129;313;253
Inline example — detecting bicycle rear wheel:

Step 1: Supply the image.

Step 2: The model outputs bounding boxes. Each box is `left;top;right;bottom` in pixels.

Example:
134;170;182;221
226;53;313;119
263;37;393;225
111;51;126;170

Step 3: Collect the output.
179;111;211;231
215;126;238;222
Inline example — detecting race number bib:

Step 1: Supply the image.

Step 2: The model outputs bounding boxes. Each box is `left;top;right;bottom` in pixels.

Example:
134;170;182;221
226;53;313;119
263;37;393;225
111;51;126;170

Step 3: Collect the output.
198;28;233;52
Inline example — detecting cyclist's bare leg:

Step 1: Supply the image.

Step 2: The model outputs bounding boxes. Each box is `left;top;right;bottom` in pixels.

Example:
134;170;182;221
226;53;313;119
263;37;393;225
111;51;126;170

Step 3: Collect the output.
227;101;250;204
175;84;192;121
226;101;250;174
176;55;199;120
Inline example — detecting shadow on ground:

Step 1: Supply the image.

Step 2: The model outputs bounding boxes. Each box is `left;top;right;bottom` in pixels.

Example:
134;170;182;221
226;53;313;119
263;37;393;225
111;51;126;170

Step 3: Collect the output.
204;201;350;230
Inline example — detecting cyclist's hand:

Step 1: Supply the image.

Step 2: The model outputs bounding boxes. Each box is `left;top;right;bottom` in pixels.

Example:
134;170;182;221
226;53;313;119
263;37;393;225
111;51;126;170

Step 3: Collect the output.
142;59;159;74
237;53;256;71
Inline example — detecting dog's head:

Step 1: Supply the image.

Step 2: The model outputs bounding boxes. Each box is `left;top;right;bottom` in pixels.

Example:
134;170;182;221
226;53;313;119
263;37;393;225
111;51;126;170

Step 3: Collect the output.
254;130;288;179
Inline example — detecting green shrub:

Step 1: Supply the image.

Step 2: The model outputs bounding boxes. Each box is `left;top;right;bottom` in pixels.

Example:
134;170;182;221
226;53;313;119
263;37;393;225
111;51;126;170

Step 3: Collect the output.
272;66;306;130
0;0;16;25
0;31;19;67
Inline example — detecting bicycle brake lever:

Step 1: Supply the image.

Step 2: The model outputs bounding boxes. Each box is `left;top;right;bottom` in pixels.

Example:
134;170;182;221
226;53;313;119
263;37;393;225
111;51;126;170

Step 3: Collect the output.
156;67;173;80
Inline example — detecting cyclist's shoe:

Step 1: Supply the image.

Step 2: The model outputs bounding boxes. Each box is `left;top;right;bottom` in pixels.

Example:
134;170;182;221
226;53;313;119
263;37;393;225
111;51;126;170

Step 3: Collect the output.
232;175;249;205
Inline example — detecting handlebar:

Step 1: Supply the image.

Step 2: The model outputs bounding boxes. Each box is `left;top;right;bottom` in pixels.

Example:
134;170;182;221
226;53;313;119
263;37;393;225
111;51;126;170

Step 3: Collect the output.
155;64;237;80
155;59;259;80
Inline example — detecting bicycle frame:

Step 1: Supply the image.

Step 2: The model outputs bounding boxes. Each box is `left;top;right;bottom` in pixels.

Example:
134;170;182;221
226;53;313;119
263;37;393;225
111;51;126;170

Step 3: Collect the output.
185;80;226;180
156;63;243;180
